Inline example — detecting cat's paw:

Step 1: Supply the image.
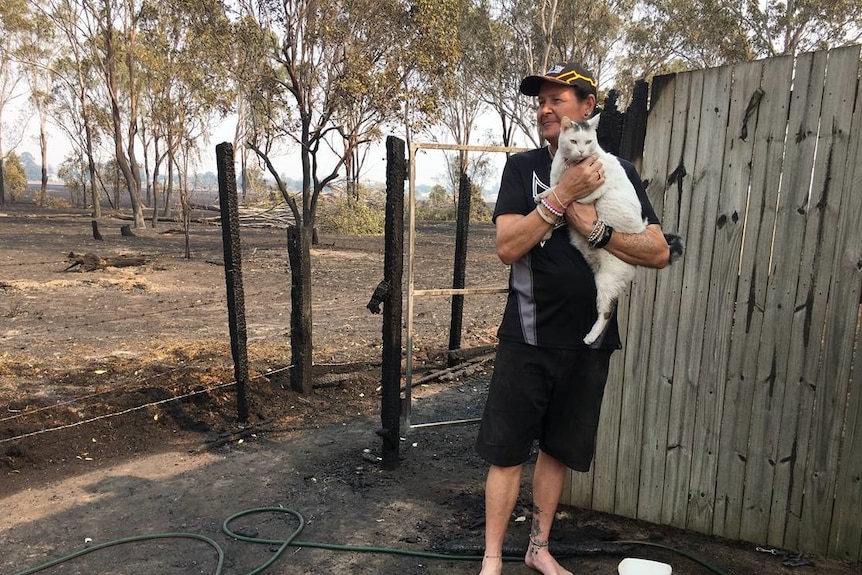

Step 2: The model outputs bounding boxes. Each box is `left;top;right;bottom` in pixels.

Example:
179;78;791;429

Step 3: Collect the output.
584;320;607;346
583;330;600;346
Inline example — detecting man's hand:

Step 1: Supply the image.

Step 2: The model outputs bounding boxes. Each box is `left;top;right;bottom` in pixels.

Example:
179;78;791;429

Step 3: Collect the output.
555;155;604;205
565;202;597;237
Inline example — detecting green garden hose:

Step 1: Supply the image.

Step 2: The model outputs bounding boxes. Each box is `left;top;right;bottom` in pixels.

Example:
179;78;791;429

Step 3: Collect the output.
12;506;728;575
12;532;225;575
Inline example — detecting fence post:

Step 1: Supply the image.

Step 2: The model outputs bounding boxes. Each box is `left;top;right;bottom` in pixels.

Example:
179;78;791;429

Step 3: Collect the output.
597;89;625;156
379;136;405;469
447;172;471;366
216;142;249;422
619;79;650;169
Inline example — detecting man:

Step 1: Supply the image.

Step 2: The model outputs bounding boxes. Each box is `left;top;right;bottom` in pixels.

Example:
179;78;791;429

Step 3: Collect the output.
475;62;671;575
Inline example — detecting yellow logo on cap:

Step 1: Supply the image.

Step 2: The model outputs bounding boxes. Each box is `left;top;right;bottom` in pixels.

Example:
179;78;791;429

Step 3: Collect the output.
555;70;597;88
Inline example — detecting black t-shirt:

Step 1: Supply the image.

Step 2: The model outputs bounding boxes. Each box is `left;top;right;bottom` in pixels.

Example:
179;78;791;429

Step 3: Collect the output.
492;147;660;350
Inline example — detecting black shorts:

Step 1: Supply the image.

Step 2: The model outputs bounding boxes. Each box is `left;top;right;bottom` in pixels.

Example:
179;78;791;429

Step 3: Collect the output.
475;339;613;471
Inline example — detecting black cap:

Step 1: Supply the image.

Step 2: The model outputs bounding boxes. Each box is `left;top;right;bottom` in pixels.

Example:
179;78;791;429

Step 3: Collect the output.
519;62;597;97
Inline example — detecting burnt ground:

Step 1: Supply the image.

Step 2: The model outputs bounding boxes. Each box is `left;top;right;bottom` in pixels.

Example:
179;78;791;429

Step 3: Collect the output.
0;198;857;574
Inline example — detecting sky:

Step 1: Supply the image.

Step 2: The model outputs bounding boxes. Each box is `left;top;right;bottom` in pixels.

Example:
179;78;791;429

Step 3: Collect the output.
8;101;514;201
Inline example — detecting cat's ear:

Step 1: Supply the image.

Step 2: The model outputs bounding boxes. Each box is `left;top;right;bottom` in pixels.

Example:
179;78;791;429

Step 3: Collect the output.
560;115;572;126
587;113;601;128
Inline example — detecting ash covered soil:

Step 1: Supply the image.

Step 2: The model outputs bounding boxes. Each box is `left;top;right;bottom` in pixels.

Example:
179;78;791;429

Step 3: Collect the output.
0;200;855;574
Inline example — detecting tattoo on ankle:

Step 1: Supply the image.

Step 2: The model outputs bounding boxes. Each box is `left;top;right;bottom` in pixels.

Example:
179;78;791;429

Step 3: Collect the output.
529;536;549;555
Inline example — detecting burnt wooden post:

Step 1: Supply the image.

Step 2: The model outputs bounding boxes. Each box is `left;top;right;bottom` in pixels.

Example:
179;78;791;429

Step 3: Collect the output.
597;89;624;156
377;136;406;470
447;172;471;367
619;79;650;166
216;142;249;422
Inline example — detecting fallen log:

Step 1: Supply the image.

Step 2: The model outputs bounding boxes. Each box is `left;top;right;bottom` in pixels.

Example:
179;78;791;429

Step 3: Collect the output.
65;252;149;272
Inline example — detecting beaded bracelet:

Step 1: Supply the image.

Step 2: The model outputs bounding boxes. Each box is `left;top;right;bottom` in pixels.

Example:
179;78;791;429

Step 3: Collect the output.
541;197;564;218
587;220;606;245
588;219;614;248
535;203;557;225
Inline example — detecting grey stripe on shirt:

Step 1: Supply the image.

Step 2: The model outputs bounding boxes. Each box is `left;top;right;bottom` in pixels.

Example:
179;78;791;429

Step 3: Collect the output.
511;254;537;345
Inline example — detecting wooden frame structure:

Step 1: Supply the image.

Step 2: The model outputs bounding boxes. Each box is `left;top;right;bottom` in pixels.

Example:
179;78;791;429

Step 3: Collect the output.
402;142;527;430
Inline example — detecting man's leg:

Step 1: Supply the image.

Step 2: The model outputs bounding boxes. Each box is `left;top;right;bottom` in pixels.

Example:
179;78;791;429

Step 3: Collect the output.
479;463;523;575
524;450;572;575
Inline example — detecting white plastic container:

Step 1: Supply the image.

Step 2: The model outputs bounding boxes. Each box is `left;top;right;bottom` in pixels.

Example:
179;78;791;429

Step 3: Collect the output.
618;557;672;575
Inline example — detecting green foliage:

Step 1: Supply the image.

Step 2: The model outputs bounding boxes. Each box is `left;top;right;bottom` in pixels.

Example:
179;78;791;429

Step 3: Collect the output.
620;0;862;83
240;164;269;196
622;0;753;79
3;152;27;201
317;197;385;235
58;156;85;194
470;182;493;223
415;182;492;223
416;184;457;221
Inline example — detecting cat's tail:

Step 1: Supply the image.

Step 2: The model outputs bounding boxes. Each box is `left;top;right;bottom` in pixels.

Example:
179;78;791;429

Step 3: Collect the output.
664;233;685;264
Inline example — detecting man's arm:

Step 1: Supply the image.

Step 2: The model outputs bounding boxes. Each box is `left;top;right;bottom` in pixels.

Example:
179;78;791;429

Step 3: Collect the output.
566;202;670;269
494;212;556;265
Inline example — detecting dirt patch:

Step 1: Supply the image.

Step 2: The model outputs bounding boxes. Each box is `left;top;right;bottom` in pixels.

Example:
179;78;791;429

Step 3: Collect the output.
0;201;856;574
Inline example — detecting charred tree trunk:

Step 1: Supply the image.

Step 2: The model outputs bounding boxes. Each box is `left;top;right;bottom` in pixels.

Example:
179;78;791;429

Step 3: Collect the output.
448;172;471;366
287;224;314;394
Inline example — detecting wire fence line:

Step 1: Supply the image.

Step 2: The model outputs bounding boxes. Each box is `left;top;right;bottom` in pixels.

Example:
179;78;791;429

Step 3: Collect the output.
1;286;376;343
0;363;296;445
0;364;188;424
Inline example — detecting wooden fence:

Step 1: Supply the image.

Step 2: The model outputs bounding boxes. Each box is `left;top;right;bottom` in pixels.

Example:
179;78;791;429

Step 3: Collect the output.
563;45;862;562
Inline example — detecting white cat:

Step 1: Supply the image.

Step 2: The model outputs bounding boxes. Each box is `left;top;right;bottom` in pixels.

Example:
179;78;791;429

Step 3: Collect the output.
538;114;648;346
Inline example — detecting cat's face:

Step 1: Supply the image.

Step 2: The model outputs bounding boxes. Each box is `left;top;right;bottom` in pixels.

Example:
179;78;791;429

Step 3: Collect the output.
557;115;600;162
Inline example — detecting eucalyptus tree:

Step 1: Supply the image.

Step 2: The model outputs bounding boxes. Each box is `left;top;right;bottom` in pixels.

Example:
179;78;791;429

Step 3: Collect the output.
620;0;862;83
138;0;234;230
230;16;276;197
0;0;31;207
461;1;525;149
553;0;634;83
480;0;635;148
330;52;388;205
44;0;105;216
494;0;628;80
42;0;145;222
240;0;459;393
94;0;146;228
620;0;753;82
438;0;491;180
16;4;56;207
735;0;862;56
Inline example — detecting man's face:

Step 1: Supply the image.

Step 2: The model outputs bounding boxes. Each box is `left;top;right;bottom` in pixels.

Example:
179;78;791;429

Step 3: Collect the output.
536;83;595;147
